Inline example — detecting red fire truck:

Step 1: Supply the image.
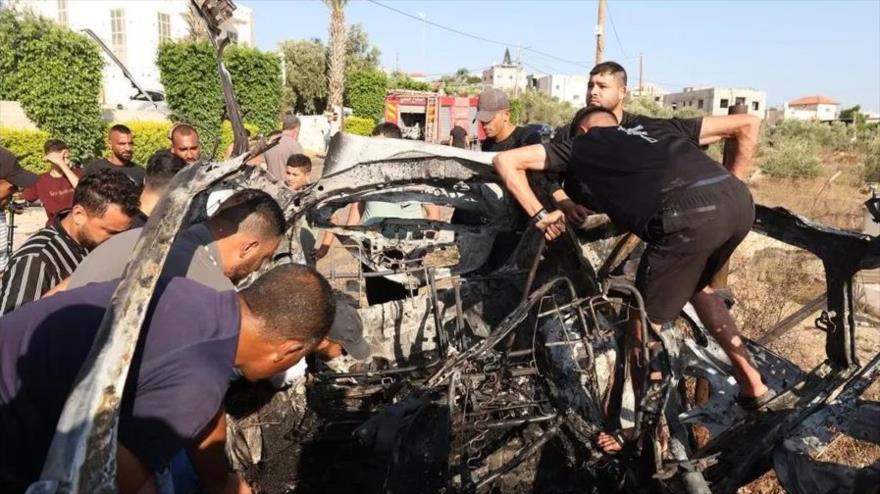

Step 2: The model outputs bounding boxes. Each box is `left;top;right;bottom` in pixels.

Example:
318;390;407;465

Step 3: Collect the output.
383;90;482;145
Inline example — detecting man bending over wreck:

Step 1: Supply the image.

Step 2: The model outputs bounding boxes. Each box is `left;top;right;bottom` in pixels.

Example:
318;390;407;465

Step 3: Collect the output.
494;107;770;454
0;264;336;494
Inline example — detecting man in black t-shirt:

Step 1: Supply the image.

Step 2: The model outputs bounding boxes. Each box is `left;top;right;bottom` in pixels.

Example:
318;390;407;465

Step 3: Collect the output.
476;88;542;152
85;124;145;185
0;264;336;493
494;107;770;453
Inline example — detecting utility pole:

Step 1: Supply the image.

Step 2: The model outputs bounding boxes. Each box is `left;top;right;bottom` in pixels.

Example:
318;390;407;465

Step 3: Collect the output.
595;0;606;65
639;52;644;93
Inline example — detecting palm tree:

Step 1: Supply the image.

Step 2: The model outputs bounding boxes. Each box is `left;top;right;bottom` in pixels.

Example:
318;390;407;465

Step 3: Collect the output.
324;0;348;118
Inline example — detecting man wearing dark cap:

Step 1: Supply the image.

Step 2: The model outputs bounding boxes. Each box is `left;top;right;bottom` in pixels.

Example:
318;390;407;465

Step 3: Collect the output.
0;147;38;275
476;88;541;152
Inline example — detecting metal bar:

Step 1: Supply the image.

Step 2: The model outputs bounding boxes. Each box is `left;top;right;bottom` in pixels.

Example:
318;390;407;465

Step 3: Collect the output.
757;293;827;345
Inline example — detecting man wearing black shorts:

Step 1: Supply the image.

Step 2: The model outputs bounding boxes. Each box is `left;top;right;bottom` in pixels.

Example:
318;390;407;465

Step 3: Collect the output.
494;106;769;453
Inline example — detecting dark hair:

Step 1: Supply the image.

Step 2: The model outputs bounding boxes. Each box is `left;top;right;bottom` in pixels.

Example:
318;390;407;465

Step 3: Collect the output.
285;154;312;171
144;150;186;192
449;126;467;148
73;168;141;217
570;106;618;135
43;139;69;155
210;189;286;240
281;113;301;131
241;264;336;342
589;61;627;87
170;123;198;141
371;122;402;139
109;124;132;136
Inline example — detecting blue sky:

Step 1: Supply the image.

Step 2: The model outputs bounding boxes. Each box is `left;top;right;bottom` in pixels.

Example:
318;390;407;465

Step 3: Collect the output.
246;0;880;113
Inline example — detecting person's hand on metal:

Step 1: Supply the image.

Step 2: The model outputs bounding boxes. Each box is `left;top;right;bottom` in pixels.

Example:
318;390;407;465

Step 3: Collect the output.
557;198;590;226
532;208;566;241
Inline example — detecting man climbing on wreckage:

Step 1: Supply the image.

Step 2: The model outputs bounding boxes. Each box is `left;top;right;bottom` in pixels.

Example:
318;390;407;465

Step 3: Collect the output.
493;106;773;454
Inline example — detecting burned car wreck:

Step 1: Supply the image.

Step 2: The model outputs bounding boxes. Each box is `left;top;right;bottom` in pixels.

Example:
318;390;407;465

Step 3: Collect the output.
26;2;880;493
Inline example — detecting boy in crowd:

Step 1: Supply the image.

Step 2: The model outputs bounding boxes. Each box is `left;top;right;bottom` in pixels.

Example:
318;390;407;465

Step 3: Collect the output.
21;139;84;225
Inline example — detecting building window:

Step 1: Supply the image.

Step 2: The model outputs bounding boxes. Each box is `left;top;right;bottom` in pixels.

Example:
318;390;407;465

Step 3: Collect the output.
720;98;729;108
572;95;580;101
110;9;127;63
697;99;704;109
57;0;68;26
735;96;746;106
752;101;760;111
158;13;171;43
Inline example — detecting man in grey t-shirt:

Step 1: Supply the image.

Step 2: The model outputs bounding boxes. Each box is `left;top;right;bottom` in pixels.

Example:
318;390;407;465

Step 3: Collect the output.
264;113;305;183
64;189;285;291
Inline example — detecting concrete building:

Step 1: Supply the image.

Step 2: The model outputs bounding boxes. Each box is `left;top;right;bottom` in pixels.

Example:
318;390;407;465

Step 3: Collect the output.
629;83;667;104
4;0;255;109
663;87;767;118
782;95;840;122
482;64;527;93
535;74;588;106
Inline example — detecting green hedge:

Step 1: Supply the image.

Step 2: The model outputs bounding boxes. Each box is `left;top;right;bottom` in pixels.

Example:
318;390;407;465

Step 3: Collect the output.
345;70;387;121
226;46;282;134
0;127;52;173
343;116;375;136
157;41;282;144
0;10;104;164
156;41;225;146
2;120;259;173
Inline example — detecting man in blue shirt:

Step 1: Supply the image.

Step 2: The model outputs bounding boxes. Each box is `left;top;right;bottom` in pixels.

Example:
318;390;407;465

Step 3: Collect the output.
0;264;336;494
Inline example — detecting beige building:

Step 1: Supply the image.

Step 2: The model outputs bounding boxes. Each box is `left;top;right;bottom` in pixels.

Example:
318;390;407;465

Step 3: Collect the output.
663;87;767;118
482;64;527;93
629;83;667;103
782;95;840;122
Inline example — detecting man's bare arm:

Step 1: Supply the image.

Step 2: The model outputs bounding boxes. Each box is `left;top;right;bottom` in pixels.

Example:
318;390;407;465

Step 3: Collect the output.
698;114;761;179
493;144;565;240
187;409;252;494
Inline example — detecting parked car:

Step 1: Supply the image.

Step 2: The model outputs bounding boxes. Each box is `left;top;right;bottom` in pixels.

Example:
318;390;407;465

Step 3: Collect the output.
526;122;555;142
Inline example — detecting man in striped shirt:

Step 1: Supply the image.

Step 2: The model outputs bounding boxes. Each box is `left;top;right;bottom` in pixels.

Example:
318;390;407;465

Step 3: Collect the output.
0;168;141;314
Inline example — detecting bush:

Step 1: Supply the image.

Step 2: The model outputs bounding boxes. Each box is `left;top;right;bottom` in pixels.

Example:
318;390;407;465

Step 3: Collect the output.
861;136;880;183
0;11;104;164
121;121;173;165
157;41;282;151
0;127;51;173
157;41;224;145
759;137;823;179
226;46;283;134
345;70;387;121
768;120;853;152
343;116;375;136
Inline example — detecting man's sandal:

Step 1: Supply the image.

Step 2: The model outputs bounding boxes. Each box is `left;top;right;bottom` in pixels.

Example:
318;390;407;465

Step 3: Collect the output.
735;388;777;411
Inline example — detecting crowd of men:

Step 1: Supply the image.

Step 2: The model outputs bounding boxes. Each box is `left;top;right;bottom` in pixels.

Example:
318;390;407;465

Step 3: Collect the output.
0;58;770;493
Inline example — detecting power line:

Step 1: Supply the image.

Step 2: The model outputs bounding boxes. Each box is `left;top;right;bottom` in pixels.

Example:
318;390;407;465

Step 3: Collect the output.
605;2;628;58
366;0;593;70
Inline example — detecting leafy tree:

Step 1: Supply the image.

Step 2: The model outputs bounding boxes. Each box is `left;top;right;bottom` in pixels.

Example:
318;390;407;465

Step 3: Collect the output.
511;90;576;127
157;41;225;148
0;11;104;163
226;46;282;134
280;39;328;114
388;72;431;92
343;116;375;136
345;24;380;75
157;41;282;151
345;69;387;121
839;105;861;122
